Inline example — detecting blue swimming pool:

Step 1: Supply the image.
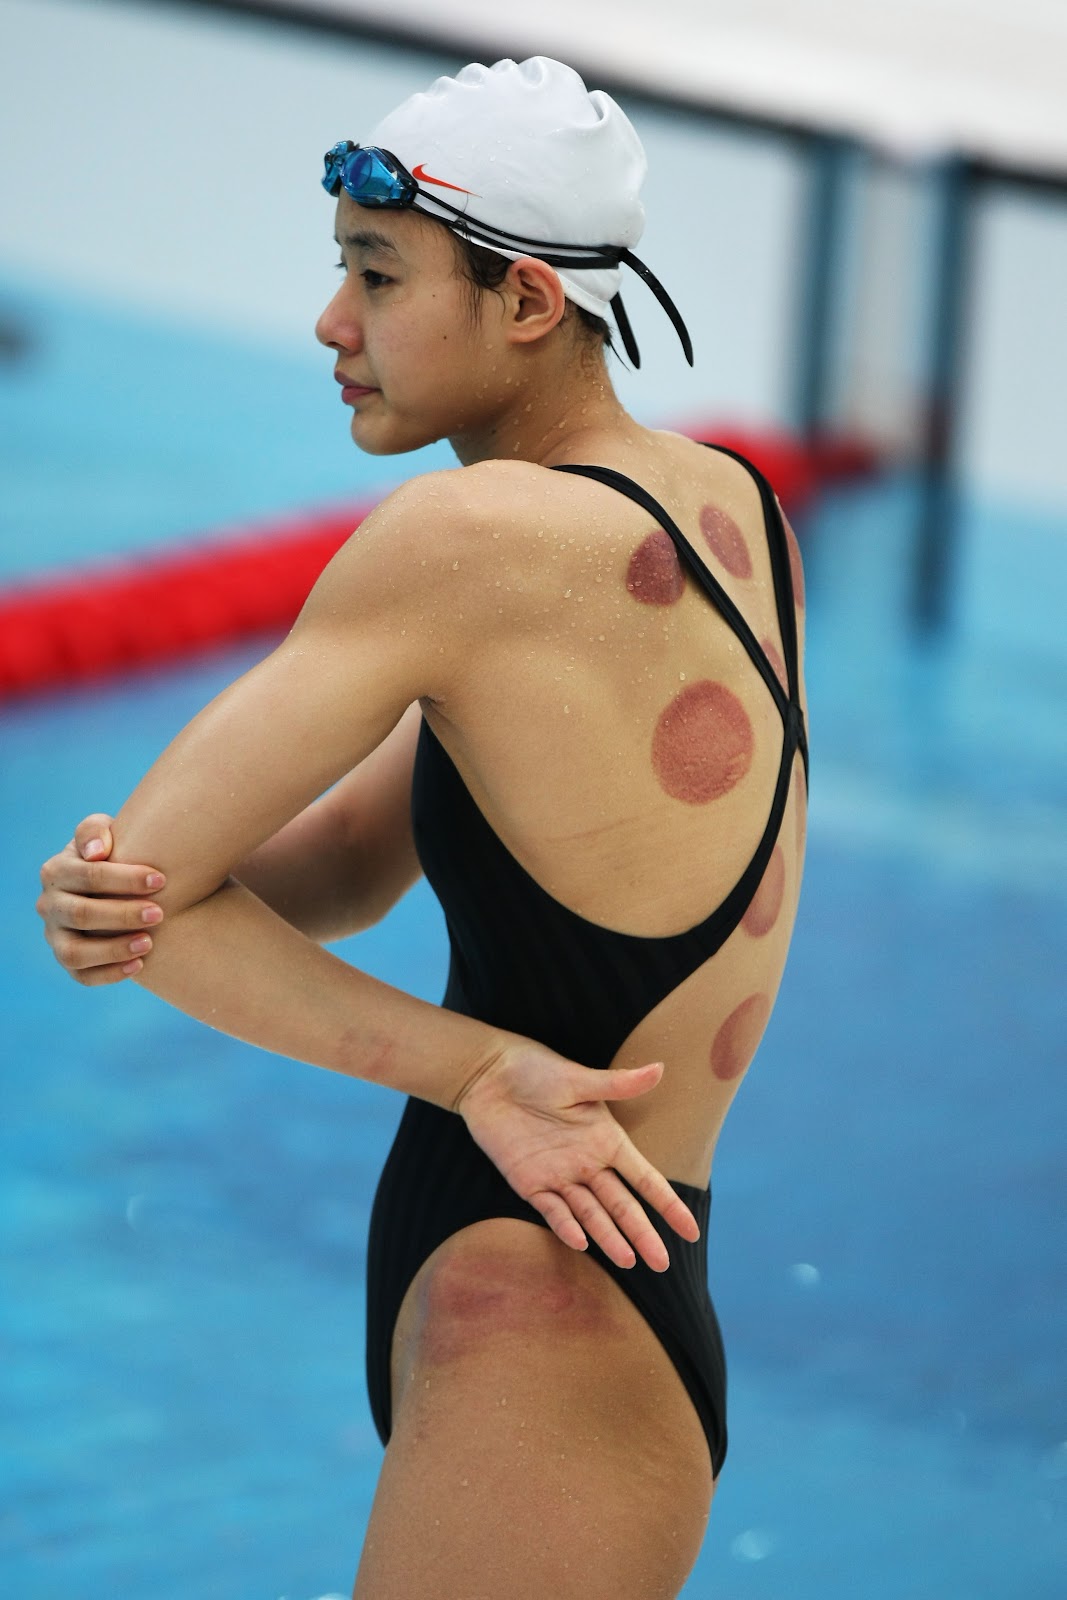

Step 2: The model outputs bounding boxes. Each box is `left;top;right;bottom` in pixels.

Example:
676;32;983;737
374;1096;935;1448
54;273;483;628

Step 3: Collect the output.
2;270;1064;1599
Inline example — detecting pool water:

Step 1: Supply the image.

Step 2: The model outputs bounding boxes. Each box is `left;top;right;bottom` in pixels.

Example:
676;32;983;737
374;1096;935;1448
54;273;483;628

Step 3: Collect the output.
2;271;1064;1598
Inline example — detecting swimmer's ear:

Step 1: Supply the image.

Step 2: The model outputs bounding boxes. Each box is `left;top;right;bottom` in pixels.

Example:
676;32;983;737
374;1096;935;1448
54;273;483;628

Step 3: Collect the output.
499;257;568;346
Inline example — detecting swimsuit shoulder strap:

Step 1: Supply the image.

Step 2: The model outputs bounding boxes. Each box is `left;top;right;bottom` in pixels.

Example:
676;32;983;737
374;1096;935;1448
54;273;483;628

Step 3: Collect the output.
551;445;808;783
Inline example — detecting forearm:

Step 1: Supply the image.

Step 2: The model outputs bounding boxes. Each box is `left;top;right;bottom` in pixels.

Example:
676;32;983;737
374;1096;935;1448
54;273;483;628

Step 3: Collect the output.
133;877;506;1110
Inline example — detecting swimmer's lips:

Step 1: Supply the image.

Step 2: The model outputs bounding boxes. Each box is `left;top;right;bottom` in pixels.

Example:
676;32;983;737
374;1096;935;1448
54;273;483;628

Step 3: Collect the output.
334;370;379;403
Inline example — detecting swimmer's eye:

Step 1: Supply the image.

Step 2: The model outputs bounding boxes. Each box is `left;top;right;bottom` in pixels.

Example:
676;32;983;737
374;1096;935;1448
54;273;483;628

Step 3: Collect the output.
334;260;391;290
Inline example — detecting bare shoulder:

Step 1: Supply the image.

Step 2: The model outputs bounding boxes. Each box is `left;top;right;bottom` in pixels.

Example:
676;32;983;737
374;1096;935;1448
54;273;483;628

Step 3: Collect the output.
298;462;561;692
340;460;554;557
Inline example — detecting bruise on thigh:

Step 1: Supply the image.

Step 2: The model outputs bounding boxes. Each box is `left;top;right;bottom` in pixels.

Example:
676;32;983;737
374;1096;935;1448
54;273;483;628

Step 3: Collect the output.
361;1218;714;1600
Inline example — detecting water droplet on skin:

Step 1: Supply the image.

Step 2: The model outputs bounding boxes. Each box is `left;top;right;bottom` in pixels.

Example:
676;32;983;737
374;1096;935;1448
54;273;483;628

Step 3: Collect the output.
563;705;570;713
452;560;459;570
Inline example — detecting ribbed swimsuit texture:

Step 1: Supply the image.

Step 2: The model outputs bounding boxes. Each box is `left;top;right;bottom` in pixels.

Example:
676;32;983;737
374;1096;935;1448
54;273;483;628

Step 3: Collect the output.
364;442;809;1479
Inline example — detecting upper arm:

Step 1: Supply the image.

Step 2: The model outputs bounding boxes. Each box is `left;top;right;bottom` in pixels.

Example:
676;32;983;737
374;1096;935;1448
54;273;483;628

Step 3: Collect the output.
107;472;486;914
302;697;425;933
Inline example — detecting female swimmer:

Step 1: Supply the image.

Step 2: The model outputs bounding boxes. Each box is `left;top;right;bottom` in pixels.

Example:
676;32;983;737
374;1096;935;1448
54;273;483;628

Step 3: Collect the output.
37;56;808;1600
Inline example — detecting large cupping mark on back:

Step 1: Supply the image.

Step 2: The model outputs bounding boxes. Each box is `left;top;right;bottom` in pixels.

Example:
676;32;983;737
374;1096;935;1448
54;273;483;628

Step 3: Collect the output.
710;993;771;1081
625;527;685;605
651;680;754;803
700;503;752;579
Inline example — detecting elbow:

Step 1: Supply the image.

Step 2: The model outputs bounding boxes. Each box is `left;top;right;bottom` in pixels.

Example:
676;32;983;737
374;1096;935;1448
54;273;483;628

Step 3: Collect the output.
160;873;236;920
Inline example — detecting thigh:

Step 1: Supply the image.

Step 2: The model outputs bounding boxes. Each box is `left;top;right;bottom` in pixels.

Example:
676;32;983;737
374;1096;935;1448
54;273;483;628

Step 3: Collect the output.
352;1218;715;1600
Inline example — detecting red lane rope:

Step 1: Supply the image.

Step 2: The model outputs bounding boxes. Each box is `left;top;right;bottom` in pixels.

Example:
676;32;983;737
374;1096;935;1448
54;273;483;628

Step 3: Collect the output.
0;429;879;702
0;506;366;701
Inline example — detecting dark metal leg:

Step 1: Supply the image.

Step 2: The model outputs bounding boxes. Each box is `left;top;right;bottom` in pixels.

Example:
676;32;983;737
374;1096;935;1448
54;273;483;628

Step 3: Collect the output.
791;132;851;441
913;156;977;631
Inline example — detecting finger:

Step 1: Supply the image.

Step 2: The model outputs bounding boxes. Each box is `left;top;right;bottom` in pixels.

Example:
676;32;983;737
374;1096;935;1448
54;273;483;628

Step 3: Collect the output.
616;1146;701;1244
74;958;143;987
45;888;163;935
560;1183;641;1271
526;1190;589;1254
588;1169;670;1272
578;1061;664;1103
50;927;155;972
41;855;166;897
74;814;114;861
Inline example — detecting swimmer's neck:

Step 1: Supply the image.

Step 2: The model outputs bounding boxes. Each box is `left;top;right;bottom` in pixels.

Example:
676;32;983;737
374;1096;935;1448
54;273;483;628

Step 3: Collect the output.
447;360;645;470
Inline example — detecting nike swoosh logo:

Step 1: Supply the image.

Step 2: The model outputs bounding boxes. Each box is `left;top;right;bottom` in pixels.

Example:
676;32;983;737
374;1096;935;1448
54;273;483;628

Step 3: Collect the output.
411;162;478;196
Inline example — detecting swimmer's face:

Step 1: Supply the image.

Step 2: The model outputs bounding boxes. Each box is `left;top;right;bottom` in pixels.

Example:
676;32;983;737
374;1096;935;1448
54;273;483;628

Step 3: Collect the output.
316;197;517;457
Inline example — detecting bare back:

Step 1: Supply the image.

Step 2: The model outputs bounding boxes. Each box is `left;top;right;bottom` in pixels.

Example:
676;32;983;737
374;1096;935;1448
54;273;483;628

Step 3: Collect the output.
419;430;808;1188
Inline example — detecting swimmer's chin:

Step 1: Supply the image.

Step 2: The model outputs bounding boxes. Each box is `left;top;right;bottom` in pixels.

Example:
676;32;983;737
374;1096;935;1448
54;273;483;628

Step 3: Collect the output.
347;414;452;458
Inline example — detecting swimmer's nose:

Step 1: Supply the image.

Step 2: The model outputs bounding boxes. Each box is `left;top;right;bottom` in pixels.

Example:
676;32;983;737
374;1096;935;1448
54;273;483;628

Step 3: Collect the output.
315;286;363;354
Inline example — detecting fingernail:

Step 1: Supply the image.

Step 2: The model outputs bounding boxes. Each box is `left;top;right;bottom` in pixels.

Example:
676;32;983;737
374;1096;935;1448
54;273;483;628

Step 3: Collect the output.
84;839;105;859
141;906;163;925
122;959;143;975
145;872;165;889
129;936;151;954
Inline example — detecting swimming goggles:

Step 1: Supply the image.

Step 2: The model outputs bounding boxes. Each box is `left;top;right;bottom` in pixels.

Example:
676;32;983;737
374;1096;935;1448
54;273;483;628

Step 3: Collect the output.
322;140;693;369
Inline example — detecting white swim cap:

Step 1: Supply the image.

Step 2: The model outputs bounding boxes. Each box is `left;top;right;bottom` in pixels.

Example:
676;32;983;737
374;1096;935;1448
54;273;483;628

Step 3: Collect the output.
353;56;692;368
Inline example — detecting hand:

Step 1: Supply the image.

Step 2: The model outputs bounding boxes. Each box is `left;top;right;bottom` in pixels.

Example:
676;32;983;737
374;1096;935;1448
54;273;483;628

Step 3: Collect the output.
454;1039;700;1273
37;814;167;986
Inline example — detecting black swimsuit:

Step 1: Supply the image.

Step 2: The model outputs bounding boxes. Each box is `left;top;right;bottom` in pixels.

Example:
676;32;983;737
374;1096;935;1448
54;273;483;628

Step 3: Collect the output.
364;442;808;1479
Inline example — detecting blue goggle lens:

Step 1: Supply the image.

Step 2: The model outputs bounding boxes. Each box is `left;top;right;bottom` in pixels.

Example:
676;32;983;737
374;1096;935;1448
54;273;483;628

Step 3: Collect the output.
321;143;414;207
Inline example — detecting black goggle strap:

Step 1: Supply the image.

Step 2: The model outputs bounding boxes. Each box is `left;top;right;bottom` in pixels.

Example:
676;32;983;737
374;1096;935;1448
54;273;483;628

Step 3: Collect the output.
617;249;694;367
608;293;642;369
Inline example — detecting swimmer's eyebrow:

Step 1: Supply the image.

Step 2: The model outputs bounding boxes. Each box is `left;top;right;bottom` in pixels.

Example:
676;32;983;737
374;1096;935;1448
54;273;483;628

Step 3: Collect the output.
334;229;402;259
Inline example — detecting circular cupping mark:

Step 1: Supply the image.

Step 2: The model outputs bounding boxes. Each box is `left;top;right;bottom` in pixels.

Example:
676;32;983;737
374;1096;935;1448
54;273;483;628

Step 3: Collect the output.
794;762;807;858
741;846;785;937
760;636;788;693
651;680;754;804
782;514;805;609
700;504;752;579
626;528;685;605
710;993;771;1081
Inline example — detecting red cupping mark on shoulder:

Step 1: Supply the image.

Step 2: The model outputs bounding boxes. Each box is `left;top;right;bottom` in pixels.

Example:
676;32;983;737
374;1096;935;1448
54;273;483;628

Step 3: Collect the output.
700;504;752;579
741;845;785;937
625;528;685;605
651;680;754;803
760;636;788;692
782;513;805;609
710;993;771;1081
